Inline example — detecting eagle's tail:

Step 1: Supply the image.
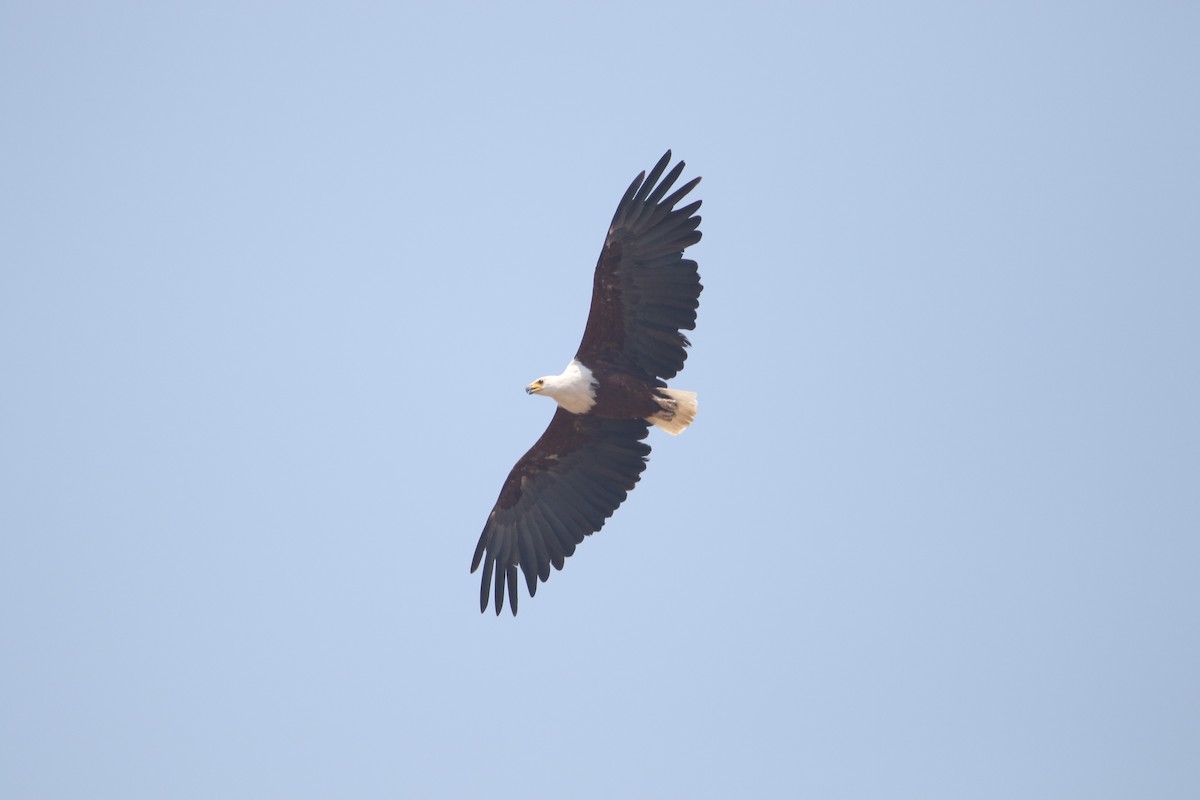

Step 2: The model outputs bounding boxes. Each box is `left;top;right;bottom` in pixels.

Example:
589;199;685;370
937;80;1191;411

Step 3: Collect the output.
647;389;698;435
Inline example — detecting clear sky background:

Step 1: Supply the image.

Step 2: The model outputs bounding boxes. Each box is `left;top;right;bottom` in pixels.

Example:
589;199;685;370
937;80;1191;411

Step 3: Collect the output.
2;2;1198;798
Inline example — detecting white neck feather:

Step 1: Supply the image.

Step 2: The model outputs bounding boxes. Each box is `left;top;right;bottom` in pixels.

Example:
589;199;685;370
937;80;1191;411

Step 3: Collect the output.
539;359;598;414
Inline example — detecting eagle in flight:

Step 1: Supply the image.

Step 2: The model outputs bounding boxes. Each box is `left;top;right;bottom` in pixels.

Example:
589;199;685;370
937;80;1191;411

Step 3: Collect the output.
472;151;703;615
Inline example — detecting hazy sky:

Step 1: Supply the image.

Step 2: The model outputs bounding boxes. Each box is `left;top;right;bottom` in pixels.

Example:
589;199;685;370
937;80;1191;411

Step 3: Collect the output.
2;2;1198;798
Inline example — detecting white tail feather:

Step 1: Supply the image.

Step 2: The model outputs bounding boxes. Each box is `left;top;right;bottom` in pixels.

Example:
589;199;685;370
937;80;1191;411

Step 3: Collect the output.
647;389;698;435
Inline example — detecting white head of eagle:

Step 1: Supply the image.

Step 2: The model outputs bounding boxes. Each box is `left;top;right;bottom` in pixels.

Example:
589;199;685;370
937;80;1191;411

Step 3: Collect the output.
526;360;598;414
472;150;703;615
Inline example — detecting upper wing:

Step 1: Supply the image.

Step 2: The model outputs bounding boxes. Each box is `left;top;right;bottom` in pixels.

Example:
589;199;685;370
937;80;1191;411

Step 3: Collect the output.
471;408;651;615
576;151;703;383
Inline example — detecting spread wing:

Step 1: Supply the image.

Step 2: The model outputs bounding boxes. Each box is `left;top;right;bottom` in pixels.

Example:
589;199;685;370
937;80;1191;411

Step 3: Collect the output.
576;150;703;383
471;409;651;615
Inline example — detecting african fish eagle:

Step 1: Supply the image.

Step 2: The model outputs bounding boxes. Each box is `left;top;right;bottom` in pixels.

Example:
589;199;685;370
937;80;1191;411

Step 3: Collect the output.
472;151;703;615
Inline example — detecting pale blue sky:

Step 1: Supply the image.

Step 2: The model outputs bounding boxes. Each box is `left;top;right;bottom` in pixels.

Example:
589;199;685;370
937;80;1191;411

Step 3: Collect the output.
2;2;1198;798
